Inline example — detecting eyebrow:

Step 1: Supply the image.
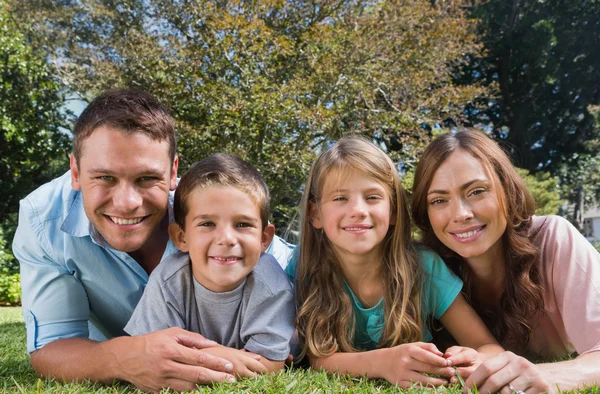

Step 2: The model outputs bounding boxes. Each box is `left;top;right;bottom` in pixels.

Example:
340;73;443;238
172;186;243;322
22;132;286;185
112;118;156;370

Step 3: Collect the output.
328;187;385;194
427;179;490;195
191;214;260;223
87;167;165;176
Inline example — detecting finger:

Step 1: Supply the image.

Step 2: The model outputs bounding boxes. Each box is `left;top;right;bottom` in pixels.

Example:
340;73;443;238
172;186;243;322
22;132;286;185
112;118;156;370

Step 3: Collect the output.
464;353;512;390
446;349;477;367
169;362;236;385
414;342;444;357
454;365;476;379
241;349;263;361
170;327;219;349
445;345;464;357
241;356;268;374
410;360;456;377
409;346;450;367
285;354;294;366
173;345;234;373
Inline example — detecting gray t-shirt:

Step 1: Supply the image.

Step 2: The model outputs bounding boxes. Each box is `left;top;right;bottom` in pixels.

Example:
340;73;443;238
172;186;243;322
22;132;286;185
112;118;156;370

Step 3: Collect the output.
124;251;295;361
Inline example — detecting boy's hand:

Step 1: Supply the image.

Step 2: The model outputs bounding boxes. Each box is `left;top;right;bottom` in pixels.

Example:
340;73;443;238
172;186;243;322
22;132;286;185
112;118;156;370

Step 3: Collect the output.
202;346;268;378
444;345;480;383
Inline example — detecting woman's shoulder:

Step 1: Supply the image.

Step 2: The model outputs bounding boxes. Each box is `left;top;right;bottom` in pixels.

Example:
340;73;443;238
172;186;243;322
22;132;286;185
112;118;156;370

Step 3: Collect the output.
530;215;579;241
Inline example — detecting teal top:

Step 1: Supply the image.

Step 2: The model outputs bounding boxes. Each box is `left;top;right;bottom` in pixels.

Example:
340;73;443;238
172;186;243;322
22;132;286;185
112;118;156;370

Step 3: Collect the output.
285;248;463;350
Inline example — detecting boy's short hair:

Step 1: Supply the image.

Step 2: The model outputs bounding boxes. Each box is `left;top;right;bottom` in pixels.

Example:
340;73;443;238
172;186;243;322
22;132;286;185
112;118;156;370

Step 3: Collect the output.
174;154;270;229
73;89;176;163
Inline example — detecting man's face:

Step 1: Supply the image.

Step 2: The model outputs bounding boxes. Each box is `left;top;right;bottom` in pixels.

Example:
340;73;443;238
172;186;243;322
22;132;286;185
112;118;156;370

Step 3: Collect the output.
71;126;177;253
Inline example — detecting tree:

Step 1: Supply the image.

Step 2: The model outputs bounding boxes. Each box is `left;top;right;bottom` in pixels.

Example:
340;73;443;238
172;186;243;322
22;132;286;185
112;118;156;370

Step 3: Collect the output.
516;168;561;216
458;0;600;216
0;1;70;272
16;0;489;231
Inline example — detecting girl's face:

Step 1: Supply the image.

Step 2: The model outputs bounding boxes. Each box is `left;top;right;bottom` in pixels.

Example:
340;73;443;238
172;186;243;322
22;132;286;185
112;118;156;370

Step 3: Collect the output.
311;168;393;265
426;150;507;264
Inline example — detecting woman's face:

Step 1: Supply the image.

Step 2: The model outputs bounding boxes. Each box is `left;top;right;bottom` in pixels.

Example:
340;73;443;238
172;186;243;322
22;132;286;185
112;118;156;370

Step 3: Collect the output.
426;150;507;264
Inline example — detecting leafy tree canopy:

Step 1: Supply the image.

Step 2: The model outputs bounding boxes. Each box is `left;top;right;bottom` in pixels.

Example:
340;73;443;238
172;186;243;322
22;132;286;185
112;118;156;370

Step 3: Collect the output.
16;0;488;231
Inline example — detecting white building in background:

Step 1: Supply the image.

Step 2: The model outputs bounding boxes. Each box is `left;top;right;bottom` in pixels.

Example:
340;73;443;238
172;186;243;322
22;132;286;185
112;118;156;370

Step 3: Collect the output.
584;206;600;242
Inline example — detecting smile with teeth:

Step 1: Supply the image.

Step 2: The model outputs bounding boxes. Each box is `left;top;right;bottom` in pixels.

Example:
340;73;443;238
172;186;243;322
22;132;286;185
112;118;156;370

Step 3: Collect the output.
453;227;483;239
109;216;145;225
211;256;241;262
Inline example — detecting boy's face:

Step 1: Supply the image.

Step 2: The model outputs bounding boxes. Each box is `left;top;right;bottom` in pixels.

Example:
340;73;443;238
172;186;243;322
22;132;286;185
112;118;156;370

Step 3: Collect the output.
169;185;274;292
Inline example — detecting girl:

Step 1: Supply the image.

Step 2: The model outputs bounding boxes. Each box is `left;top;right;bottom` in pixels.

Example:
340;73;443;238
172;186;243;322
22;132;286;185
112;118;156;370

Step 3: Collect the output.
287;137;503;387
411;129;600;393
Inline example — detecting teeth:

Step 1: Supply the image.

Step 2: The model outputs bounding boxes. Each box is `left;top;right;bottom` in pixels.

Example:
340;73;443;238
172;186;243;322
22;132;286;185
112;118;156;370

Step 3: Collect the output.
455;229;480;239
344;227;371;231
213;257;240;261
110;217;143;225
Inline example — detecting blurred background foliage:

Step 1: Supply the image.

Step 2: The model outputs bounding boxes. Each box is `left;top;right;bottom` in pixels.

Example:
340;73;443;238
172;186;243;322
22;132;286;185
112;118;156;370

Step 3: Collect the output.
2;0;597;288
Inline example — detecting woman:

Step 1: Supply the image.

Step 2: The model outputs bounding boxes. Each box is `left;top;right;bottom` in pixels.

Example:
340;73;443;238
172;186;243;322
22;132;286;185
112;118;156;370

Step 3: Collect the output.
411;129;600;393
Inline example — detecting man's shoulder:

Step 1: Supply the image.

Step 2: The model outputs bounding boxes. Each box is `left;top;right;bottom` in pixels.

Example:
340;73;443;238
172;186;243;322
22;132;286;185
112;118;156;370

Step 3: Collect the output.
20;171;77;222
250;253;293;295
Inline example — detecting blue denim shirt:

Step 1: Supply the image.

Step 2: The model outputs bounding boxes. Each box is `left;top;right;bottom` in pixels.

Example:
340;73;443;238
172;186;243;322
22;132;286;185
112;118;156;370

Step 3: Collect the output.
13;171;295;353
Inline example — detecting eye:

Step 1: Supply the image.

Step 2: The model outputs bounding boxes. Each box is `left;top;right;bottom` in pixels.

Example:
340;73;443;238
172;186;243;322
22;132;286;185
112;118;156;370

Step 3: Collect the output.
429;198;446;205
198;221;215;227
367;194;383;200
96;176;114;182
139;176;159;182
236;222;254;228
468;188;487;197
332;196;347;202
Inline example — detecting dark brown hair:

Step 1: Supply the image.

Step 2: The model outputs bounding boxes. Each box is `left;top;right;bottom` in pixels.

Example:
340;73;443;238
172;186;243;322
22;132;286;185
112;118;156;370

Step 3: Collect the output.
73;89;176;163
173;154;270;229
411;129;544;353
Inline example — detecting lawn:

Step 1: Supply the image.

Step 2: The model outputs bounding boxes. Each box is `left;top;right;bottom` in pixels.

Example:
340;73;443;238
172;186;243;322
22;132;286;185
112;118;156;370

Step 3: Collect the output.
0;306;597;393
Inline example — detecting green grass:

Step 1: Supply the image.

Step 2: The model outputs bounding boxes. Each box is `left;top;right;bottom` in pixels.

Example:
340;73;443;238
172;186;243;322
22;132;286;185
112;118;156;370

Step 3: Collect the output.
1;306;597;393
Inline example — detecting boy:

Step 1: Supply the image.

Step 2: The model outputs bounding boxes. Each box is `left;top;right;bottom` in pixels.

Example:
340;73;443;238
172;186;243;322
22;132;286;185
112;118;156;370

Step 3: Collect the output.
125;154;295;376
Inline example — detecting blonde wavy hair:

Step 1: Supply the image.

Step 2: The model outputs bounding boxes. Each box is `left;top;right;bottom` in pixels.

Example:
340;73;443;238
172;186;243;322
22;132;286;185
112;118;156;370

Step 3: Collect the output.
294;137;424;359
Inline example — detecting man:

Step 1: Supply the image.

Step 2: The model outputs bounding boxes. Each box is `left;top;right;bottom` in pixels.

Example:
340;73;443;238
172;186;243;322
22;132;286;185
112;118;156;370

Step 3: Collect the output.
12;89;294;391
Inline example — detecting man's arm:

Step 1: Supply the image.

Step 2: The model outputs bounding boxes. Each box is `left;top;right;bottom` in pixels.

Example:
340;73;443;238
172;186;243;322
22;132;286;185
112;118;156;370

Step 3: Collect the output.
31;328;236;392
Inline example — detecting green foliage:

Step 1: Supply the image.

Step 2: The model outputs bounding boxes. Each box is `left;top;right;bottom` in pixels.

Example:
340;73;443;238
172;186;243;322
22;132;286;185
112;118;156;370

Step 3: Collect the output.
0;0;70;265
516;168;561;215
0;274;20;305
16;0;489;231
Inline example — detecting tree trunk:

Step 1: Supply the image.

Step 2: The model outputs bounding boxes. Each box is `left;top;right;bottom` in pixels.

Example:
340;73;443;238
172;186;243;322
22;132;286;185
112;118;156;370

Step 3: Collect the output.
573;185;584;232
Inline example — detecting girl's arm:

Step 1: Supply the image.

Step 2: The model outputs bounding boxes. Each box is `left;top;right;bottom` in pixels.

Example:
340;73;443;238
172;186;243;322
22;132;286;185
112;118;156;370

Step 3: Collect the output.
310;342;455;388
439;293;504;375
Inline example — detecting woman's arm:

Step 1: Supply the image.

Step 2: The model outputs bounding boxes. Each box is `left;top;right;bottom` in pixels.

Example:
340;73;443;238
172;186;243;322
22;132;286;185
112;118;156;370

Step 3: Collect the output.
310;343;454;388
439;293;504;375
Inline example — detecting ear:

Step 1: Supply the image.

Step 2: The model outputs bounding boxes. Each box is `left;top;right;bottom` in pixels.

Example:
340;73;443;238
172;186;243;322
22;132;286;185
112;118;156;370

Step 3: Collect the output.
309;202;323;229
170;155;179;191
260;223;276;253
70;153;81;190
168;222;189;252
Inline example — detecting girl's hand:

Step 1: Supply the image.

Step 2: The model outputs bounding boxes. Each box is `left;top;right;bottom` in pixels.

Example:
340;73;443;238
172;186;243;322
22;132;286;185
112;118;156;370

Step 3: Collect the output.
464;351;552;394
202;347;267;378
444;345;480;382
381;342;455;388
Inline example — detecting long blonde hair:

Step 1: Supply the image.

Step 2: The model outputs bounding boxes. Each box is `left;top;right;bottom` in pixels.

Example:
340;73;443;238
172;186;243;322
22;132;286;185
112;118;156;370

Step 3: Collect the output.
295;137;424;359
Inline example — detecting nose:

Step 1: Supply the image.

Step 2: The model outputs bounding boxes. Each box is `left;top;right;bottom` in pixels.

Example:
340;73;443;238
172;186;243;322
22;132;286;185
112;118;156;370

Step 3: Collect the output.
112;182;143;212
216;225;237;246
349;197;368;218
451;198;474;222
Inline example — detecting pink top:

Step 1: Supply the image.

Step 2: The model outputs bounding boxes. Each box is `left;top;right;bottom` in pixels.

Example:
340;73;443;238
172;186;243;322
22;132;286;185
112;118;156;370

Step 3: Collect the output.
529;215;600;357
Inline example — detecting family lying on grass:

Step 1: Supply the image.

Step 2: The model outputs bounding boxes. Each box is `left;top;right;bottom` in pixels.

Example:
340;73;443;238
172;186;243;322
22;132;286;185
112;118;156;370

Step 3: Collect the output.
13;90;600;393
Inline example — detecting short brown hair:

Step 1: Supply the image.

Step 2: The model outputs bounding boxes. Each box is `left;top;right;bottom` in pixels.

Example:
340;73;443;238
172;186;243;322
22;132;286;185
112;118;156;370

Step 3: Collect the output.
73;89;176;163
173;154;270;229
